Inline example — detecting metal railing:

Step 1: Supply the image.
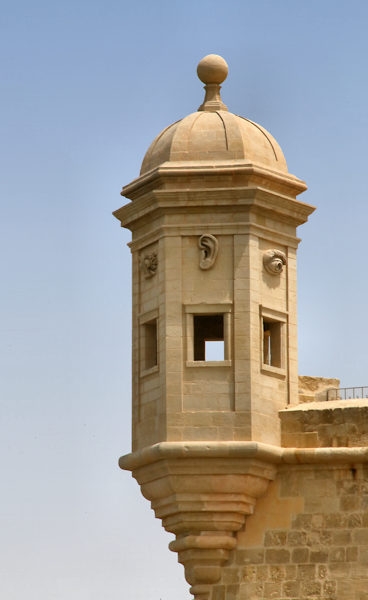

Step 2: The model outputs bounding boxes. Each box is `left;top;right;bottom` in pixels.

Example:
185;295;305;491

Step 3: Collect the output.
327;386;368;401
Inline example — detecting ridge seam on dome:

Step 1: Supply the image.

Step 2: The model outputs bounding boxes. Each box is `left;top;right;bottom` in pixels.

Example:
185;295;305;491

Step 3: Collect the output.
238;116;278;161
215;111;229;150
188;112;203;136
155;119;182;145
171;112;203;160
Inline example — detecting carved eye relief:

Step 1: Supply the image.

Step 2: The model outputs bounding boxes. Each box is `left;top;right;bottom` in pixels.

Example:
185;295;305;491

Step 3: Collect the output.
140;252;158;278
263;249;287;275
198;234;219;270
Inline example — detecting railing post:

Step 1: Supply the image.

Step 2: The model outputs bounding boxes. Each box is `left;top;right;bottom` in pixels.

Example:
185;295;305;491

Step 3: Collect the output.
328;386;368;401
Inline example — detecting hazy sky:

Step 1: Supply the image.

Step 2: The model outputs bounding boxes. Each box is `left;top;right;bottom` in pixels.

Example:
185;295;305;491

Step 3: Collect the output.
2;1;368;599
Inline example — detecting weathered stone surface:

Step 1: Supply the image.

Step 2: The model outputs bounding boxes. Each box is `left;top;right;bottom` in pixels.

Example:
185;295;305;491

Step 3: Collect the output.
214;462;368;599
298;375;340;403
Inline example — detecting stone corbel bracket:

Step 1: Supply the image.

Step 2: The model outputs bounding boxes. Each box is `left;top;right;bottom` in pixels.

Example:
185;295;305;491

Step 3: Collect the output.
119;442;280;600
199;234;218;270
263;249;287;275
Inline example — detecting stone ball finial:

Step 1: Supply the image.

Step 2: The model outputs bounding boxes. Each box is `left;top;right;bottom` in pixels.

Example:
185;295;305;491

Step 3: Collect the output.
197;54;228;85
197;54;229;112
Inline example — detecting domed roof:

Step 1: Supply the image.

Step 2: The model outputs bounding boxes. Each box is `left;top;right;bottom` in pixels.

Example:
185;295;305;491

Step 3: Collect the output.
140;54;288;175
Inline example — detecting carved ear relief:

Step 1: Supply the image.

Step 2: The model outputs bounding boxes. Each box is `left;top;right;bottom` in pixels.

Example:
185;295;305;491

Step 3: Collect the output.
263;249;287;275
198;234;218;270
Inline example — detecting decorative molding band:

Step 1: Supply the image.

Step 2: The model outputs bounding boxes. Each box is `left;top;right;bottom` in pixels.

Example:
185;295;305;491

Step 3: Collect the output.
263;249;287;275
126;222;301;253
199;234;218;270
119;441;368;473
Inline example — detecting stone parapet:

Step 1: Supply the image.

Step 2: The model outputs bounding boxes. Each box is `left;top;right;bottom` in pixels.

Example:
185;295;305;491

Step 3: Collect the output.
280;399;368;448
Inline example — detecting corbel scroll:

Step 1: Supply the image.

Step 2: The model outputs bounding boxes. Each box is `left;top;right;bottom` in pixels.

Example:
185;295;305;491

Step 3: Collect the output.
263;249;287;275
198;234;218;270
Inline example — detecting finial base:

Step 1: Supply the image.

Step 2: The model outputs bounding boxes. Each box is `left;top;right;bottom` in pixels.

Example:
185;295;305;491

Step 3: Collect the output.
198;84;228;112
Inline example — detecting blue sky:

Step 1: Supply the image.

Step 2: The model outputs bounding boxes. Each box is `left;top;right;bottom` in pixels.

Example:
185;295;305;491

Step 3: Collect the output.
2;1;368;599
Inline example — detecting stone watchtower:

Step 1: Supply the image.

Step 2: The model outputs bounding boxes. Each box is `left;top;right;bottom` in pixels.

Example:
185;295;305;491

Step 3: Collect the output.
114;55;314;599
114;55;313;449
114;56;368;600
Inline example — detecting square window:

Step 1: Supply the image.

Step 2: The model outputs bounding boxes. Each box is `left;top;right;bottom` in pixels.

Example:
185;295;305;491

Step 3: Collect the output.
263;319;282;367
193;314;224;361
260;307;287;374
185;304;231;366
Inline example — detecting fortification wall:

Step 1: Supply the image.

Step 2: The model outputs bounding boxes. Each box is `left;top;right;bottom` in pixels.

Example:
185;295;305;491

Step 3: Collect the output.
211;461;368;600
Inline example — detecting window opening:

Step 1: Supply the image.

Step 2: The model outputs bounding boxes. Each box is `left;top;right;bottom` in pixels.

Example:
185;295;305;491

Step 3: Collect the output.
263;320;282;367
193;314;224;361
143;319;158;370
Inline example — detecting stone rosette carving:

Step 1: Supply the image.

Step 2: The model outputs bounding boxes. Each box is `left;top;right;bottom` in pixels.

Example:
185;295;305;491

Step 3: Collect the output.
263;249;287;275
199;234;218;270
140;252;158;278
